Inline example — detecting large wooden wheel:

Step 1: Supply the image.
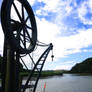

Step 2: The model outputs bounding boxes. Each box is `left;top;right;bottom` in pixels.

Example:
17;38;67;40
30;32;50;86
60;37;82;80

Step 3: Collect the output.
1;0;37;54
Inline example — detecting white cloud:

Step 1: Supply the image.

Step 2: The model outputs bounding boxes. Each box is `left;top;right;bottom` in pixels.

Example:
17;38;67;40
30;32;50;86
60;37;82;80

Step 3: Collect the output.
54;60;81;70
27;0;36;6
36;17;60;43
54;28;92;58
36;0;61;17
54;64;73;70
36;0;74;17
82;49;92;53
54;61;75;70
38;0;60;12
65;5;73;15
88;0;92;12
0;24;4;55
35;16;92;59
35;1;92;57
77;0;92;25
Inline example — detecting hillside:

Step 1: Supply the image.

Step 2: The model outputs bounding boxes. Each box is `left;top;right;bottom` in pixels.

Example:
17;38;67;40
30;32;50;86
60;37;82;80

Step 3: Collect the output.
70;58;92;73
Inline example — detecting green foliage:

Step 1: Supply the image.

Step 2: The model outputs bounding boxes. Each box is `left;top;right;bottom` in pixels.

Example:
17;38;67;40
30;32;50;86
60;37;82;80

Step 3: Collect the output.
70;58;92;73
40;70;63;77
20;70;63;77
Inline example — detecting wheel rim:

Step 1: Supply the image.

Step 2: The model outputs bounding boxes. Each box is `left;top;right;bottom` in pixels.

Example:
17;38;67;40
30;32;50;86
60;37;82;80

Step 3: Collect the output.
1;0;37;54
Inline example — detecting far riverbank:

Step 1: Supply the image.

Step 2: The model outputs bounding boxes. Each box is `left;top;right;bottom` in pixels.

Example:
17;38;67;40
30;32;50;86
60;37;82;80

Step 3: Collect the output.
20;70;63;77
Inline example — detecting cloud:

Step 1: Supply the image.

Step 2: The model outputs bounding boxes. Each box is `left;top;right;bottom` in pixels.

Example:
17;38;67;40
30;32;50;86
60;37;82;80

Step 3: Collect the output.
36;0;75;17
38;0;60;12
87;0;92;12
35;0;80;36
77;0;92;25
35;16;92;59
34;0;92;62
35;0;92;62
35;0;61;18
54;64;73;70
53;28;92;59
0;24;4;55
54;60;78;70
36;17;60;43
27;0;36;6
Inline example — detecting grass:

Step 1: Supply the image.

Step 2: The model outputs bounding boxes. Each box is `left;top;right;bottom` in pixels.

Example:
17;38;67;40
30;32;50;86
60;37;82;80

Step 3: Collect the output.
0;70;63;79
41;70;63;77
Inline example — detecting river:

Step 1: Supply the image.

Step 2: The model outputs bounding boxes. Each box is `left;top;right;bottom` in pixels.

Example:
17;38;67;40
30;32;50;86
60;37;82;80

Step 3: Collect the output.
0;74;92;92
36;74;92;92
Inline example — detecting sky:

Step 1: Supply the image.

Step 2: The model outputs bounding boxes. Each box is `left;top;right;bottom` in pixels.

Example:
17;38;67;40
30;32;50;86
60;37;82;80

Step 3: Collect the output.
0;0;92;70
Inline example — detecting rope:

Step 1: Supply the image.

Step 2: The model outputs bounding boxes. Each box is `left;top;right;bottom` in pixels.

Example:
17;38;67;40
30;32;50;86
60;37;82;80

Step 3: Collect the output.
36;40;50;47
51;48;54;61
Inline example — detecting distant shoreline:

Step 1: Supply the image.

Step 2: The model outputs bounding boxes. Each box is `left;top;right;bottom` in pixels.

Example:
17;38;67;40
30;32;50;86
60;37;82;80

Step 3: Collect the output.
20;70;63;78
68;73;92;76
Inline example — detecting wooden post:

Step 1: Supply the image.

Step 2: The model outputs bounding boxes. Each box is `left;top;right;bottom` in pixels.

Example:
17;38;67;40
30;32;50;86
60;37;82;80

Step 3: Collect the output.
4;44;16;92
1;39;7;92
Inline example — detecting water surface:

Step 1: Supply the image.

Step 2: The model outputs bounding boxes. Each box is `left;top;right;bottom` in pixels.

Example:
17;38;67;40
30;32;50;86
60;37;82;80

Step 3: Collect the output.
36;74;92;92
1;74;92;92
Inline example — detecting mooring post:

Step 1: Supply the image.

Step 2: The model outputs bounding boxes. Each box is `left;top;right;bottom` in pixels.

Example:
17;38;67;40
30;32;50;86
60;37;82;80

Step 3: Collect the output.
15;51;20;92
1;39;16;92
4;44;16;92
1;39;7;92
1;38;21;92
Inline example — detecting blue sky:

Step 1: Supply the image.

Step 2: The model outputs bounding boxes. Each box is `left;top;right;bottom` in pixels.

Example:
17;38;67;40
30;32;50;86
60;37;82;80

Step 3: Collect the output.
0;0;92;70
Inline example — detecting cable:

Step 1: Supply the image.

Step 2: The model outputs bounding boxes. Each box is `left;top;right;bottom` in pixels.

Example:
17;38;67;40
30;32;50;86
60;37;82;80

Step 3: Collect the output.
51;48;54;61
36;40;50;47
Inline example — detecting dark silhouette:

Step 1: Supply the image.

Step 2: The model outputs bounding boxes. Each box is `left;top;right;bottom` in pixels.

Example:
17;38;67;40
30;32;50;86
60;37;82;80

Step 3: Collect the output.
0;55;23;73
70;58;92;73
0;55;3;73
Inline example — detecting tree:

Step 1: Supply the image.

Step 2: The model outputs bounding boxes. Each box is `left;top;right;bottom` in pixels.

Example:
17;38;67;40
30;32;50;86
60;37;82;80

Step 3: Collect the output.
70;58;92;73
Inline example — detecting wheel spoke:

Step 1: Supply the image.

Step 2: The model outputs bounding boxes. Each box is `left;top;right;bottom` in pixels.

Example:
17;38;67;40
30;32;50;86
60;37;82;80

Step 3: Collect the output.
24;27;33;45
20;38;25;48
22;4;24;20
26;25;32;29
2;0;37;54
23;28;26;49
16;27;21;40
25;15;30;23
13;2;22;21
20;31;27;49
10;19;18;23
20;33;30;42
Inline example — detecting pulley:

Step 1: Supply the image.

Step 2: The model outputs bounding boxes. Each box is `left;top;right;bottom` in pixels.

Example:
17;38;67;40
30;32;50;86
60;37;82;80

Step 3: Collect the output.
1;0;37;54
